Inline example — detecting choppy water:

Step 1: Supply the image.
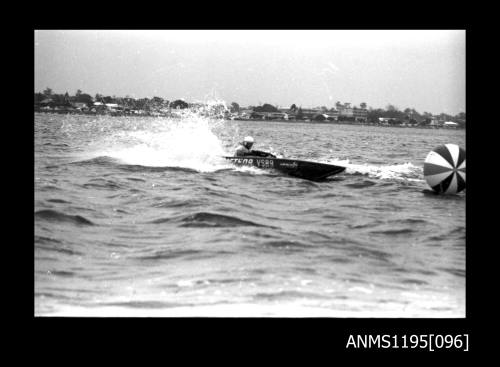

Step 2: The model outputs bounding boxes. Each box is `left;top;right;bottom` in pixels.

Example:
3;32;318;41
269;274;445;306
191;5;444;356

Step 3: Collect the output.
34;111;465;317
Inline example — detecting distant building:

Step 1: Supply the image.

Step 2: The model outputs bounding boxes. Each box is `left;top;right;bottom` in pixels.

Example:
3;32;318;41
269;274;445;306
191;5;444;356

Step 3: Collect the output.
352;107;368;122
444;121;458;128
429;116;443;126
93;102;122;111
300;108;322;119
378;117;396;125
71;102;88;110
267;112;288;120
337;105;353;117
38;98;54;108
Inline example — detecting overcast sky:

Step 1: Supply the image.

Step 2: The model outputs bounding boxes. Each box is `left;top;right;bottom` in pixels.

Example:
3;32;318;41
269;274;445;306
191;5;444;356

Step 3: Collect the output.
35;30;465;115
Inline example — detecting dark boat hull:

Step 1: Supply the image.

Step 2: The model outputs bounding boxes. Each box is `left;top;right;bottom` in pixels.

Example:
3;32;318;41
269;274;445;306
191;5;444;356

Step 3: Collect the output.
224;156;345;180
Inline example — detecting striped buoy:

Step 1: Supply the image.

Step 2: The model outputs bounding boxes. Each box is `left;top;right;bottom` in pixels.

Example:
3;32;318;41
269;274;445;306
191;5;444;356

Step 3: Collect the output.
424;144;466;194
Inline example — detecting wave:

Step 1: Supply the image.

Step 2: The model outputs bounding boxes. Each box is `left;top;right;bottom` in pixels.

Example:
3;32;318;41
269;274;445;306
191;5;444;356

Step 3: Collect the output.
400;278;429;286
344;179;377;188
346;244;394;264
253;290;331;301
422;189;465;199
149;211;273;228
396;218;428;224
181;212;272;228
35;209;95;226
439;267;465;277
35;235;62;244
369;228;415;235
261;240;311;252
82;178;123;190
35;235;84;256
137;249;203;261
98;301;187;309
121;164;200;174
71;156;207;174
151;198;203;208
70;156;118;166
43;142;70;147
46;198;71;204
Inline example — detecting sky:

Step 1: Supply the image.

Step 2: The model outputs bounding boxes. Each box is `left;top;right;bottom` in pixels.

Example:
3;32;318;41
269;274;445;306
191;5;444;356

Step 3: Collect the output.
34;30;466;115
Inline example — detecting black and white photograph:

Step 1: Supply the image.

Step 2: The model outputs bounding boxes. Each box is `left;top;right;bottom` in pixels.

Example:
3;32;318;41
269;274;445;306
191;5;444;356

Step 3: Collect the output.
34;30;466;318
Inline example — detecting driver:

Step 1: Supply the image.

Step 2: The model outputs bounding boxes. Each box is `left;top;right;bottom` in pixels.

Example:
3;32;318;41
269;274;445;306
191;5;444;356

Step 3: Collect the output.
235;136;276;158
235;136;255;156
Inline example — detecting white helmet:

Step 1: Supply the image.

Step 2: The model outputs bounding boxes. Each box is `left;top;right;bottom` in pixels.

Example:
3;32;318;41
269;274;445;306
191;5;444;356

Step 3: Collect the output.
243;136;254;144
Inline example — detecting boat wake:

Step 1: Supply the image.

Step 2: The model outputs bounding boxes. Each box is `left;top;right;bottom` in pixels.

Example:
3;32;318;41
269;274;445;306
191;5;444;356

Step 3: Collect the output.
67;105;236;173
322;159;423;182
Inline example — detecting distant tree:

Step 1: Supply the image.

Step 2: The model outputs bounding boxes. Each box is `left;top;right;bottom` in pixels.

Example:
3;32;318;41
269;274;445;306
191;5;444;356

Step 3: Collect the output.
296;107;304;120
290;104;297;112
43;87;53;96
367;108;385;123
95;93;103;102
51;93;66;106
63;92;72;106
170;99;189;109
335;101;343;110
385;104;402;119
76;89;82;98
152;96;164;105
455;112;466;127
360;102;367;109
136;98;151;110
75;93;93;106
230;102;240;113
254;103;278;113
34;92;45;104
102;96;114;104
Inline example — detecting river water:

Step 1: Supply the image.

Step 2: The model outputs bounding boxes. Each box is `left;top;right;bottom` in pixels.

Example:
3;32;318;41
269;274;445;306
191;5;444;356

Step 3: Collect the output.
34;111;466;317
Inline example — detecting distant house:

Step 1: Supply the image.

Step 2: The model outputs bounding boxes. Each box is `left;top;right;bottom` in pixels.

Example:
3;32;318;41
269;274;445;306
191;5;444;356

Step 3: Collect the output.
378;117;396;125
72;102;88;110
300;108;322;119
250;111;267;119
39;98;54;108
93;102;122;111
237;108;253;119
323;109;339;121
444;121;458;128
429;117;443;126
267;112;288;120
312;114;330;121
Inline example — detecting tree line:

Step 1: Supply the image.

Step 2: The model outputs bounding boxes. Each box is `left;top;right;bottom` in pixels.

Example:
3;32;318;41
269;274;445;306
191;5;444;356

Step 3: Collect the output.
35;88;465;126
233;101;465;126
34;88;188;111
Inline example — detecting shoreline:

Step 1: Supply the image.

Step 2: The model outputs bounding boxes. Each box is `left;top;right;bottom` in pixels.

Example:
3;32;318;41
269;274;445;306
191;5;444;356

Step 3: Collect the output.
34;110;464;130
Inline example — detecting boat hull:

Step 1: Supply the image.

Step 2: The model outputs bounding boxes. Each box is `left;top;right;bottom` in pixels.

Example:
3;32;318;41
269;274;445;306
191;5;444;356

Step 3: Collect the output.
224;156;345;180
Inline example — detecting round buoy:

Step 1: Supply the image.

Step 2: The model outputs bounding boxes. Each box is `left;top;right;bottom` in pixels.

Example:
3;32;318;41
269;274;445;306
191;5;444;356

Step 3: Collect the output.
424;144;465;194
